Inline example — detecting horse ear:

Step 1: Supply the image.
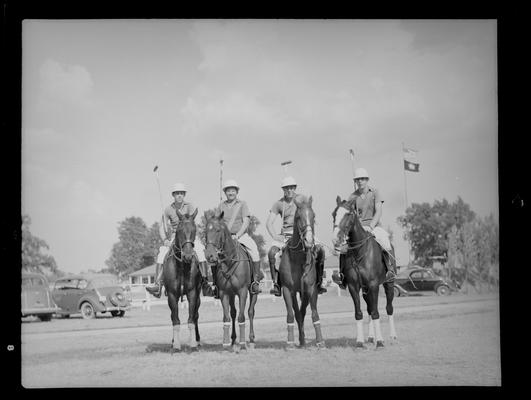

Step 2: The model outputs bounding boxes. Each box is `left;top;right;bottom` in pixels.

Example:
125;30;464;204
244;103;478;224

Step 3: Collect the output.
176;210;184;221
308;195;313;207
336;195;342;206
191;208;198;220
218;211;224;220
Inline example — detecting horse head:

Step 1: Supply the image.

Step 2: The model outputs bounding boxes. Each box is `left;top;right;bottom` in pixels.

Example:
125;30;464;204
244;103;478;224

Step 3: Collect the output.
175;208;198;263
332;195;356;248
204;209;226;264
294;194;315;249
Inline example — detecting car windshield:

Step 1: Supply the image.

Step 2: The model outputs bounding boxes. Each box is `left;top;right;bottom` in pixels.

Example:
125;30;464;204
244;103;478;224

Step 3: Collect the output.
54;279;79;290
89;276;119;288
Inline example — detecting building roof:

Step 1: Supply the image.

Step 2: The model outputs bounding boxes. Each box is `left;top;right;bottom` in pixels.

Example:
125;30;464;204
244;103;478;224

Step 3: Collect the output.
128;264;157;277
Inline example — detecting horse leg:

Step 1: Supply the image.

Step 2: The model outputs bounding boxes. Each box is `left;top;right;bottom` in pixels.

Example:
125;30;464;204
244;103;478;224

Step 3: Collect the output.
236;289;248;352
348;282;365;348
167;291;181;353
363;292;374;344
194;294;201;345
229;295;237;346
368;284;384;348
293;293;305;347
247;291;258;349
282;286;296;349
308;289;324;347
186;290;199;351
220;293;232;350
383;281;397;342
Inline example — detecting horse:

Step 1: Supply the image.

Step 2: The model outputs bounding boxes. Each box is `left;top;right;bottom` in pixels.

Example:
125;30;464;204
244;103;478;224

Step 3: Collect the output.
163;208;202;353
203;210;258;352
279;194;325;349
332;195;397;348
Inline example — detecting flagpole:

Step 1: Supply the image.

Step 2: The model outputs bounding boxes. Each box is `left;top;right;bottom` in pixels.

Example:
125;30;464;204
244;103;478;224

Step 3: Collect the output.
402;142;412;265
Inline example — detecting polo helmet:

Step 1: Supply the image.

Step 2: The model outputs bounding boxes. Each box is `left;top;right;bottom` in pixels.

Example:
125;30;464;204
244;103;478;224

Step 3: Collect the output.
281;176;297;188
171;183;187;193
222;179;240;191
353;168;369;180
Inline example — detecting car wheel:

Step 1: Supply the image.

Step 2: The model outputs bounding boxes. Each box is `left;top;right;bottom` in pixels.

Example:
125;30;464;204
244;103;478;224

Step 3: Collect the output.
62;314;70;319
111;310;125;317
80;302;96;319
393;286;400;298
38;314;53;322
436;285;450;296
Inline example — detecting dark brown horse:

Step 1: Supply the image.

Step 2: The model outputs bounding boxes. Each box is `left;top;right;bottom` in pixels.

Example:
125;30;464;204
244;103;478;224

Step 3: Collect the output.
203;210;258;352
332;196;397;348
163;208;202;353
279;194;325;349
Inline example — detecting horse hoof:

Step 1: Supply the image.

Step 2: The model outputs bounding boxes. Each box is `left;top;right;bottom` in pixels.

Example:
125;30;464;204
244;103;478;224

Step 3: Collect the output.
376;341;385;348
239;343;247;351
190;346;199;352
248;342;255;350
171;347;182;354
316;341;326;349
222;344;231;351
233;344;240;353
367;337;375;344
286;343;296;351
355;341;365;349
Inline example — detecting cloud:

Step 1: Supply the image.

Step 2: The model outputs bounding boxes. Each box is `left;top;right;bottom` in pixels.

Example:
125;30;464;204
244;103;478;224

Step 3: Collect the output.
68;180;108;218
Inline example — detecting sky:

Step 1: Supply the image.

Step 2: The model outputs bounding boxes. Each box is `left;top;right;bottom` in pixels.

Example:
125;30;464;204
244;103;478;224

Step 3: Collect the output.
21;19;498;274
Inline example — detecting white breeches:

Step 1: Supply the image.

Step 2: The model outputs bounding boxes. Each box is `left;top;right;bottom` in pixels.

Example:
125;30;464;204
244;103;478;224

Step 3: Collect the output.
237;233;260;262
156;234;206;263
363;226;392;251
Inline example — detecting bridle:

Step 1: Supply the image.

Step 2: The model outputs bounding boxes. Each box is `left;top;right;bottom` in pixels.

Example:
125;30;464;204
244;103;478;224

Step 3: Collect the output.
172;220;196;263
287;207;315;252
333;205;372;253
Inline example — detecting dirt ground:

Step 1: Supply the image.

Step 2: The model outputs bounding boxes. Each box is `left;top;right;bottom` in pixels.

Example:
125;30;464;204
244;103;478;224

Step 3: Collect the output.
21;291;500;387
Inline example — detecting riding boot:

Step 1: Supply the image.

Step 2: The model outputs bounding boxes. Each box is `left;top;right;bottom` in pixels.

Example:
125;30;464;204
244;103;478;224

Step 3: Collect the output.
315;247;328;295
145;263;164;298
268;256;281;296
210;264;220;299
331;254;346;289
250;261;263;294
384;248;397;281
199;262;214;297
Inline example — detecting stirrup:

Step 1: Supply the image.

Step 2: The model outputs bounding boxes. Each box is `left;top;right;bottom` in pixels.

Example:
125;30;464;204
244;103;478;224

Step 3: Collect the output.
270;283;281;296
250;281;261;294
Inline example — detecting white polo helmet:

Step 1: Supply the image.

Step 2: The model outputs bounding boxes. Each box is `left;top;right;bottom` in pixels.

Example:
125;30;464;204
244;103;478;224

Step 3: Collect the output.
171;183;187;193
281;176;297;188
222;179;240;191
353;168;369;180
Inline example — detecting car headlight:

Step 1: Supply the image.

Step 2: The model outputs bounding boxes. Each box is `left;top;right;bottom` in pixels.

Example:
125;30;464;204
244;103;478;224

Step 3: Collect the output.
95;289;107;303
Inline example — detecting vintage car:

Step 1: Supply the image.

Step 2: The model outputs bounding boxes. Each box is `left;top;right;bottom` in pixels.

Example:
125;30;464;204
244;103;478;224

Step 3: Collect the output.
21;272;59;321
393;267;459;297
51;273;131;319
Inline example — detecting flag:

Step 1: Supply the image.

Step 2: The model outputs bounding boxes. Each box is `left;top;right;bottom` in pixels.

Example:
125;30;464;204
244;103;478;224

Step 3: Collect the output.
403;147;420;172
404;159;420;172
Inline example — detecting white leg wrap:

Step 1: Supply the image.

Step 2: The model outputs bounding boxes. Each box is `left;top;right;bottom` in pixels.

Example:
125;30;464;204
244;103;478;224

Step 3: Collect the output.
374;319;383;342
368;319;375;339
313;320;321;325
356;320;364;343
389;315;397;339
188;323;197;347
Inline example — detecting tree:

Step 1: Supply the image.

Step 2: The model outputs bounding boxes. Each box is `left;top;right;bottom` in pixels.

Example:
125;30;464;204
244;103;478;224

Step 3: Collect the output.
397;197;476;267
105;217;161;277
21;215;58;275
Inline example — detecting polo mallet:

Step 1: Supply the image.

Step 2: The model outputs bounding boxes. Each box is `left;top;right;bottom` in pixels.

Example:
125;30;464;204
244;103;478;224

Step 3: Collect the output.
219;158;224;203
280;160;293;229
153;165;167;234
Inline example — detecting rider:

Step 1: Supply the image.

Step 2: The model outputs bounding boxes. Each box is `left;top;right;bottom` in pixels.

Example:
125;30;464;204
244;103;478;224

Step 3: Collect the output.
266;176;327;297
332;168;396;286
213;179;264;295
145;183;214;298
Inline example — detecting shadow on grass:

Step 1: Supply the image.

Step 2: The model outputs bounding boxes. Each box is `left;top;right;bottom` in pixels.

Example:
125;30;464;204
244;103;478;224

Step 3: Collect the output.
145;336;367;353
